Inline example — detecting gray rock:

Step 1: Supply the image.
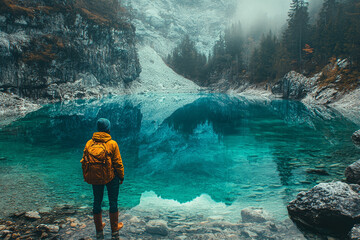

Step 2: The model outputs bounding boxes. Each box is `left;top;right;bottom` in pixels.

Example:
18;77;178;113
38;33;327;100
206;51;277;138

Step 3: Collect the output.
145;220;169;236
36;224;60;233
241;207;269;223
38;207;52;214
346;160;360;184
271;71;316;100
349;224;360;240
0;0;141;100
25;211;41;220
287;181;360;235
352;130;360;145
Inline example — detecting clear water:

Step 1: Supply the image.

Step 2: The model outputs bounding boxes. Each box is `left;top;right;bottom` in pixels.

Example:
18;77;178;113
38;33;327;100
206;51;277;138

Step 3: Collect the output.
0;93;359;220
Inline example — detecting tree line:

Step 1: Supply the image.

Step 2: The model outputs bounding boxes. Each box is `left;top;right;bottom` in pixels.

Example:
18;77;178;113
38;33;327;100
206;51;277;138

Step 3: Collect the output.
166;0;360;86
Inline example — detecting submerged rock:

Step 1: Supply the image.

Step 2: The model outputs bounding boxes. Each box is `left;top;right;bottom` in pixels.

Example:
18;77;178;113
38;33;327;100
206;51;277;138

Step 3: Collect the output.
145;220;169;236
346;160;360;184
287;181;360;235
24;211;41;220
241;207;269;223
306;168;330;176
352;130;360;145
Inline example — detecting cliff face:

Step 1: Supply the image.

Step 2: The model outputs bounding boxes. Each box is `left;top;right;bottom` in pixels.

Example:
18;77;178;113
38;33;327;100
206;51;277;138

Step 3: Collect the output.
0;0;141;99
127;0;238;56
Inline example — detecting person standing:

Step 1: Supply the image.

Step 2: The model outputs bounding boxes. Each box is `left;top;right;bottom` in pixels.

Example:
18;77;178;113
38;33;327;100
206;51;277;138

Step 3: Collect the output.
81;118;125;238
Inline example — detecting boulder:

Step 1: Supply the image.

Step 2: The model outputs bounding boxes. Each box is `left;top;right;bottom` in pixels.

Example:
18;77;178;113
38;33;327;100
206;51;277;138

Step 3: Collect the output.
271;71;316;100
346;160;360;184
145;220;169;236
241;207;269;223
349;224;360;240
352;130;360;145
287;181;360;235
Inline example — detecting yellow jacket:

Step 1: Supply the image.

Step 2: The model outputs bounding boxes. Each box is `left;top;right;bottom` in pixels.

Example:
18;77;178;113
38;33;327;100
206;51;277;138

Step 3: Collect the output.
81;132;124;183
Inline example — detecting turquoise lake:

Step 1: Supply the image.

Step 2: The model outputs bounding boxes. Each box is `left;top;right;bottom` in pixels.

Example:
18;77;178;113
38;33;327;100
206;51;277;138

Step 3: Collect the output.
0;93;359;220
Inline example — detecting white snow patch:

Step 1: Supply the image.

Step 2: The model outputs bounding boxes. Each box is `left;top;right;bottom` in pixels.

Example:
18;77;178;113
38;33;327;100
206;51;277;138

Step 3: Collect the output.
128;45;201;94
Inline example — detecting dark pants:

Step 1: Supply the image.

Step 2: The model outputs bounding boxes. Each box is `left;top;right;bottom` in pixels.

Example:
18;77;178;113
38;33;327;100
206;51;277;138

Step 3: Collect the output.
92;176;120;214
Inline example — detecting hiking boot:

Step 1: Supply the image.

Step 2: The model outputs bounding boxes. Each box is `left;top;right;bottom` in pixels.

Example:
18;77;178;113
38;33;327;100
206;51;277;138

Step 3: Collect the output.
109;211;123;234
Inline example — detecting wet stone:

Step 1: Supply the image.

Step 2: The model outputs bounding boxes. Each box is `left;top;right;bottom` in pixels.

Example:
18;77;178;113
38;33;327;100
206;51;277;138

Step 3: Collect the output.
306;168;330;176
145;220;169;236
349;224;360;240
345;160;360;184
36;224;60;233
25;211;41;220
352;130;360;145
241;207;269;223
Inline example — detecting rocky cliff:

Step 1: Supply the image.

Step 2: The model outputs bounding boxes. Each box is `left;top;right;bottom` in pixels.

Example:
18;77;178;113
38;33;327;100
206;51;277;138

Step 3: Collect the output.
0;0;141;100
127;0;238;56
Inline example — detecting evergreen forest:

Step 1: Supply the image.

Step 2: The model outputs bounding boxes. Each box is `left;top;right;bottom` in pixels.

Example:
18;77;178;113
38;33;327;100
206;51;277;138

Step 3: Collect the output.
166;0;360;89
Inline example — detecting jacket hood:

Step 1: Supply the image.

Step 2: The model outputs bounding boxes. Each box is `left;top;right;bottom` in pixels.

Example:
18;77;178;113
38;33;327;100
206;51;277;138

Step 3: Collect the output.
92;132;112;143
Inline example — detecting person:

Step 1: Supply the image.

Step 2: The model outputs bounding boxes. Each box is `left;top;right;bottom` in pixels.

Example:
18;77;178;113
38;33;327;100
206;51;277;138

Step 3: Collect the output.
81;118;125;237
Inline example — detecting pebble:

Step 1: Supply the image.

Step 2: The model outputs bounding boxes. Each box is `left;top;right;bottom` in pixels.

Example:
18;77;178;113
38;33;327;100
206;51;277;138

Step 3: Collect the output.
0;225;6;231
41;232;48;238
39;207;52;214
70;222;77;228
12;233;20;238
36;224;60;233
25;211;41;220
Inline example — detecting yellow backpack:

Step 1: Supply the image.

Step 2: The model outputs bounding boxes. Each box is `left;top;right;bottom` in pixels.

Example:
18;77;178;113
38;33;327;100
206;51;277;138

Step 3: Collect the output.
81;140;114;185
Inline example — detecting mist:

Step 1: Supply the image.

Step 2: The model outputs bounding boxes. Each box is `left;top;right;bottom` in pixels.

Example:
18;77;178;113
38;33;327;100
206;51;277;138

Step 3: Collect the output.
233;0;324;38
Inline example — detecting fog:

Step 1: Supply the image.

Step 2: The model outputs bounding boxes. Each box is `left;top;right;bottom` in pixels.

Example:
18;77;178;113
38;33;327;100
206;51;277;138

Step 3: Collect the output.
233;0;324;38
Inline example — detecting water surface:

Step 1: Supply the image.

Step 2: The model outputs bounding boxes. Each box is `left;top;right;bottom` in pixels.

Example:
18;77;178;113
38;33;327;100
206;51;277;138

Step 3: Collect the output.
0;93;359;220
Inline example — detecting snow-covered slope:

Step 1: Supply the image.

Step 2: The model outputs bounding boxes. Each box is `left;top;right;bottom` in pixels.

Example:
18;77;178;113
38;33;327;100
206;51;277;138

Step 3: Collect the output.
128;45;201;94
127;0;238;56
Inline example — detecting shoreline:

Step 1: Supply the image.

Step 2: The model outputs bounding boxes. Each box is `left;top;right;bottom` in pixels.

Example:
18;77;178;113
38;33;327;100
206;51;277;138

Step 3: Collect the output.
0;203;314;240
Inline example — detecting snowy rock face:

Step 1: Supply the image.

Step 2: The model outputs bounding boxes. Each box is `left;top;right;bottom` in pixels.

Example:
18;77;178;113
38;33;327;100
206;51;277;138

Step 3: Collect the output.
271;71;318;100
127;0;238;56
0;0;140;99
287;181;360;236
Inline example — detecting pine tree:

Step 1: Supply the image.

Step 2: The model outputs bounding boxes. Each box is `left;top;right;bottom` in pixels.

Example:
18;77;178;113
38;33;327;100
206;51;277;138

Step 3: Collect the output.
250;32;279;83
282;0;310;71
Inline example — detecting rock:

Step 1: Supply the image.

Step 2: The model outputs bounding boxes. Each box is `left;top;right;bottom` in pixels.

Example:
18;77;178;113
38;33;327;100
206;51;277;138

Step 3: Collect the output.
36;224;60;233
38;207;52;214
145;220;169;236
25;211;41;220
271;71;316;100
349;224;360;240
0;225;6;231
306;168;330;176
352;130;360;145
287;181;360;235
241;207;269;223
345;160;360;184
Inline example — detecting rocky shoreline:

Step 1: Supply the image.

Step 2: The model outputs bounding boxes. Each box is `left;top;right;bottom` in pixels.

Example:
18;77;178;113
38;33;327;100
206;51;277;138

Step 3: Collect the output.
286;131;360;239
0;204;310;240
